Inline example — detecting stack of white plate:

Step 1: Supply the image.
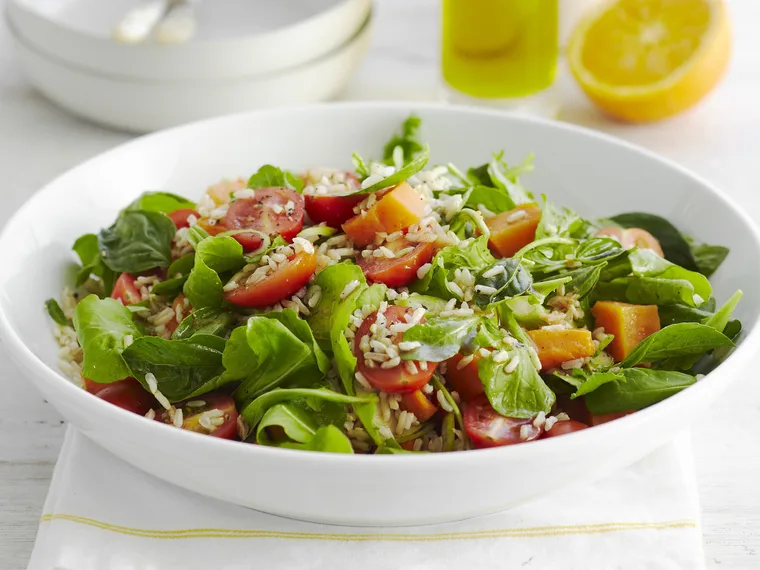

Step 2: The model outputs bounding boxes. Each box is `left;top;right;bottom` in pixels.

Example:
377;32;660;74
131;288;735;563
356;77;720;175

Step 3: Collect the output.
6;0;373;132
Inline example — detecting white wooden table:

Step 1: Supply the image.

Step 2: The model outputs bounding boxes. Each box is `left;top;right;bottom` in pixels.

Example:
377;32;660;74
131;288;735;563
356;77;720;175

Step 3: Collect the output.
1;1;759;567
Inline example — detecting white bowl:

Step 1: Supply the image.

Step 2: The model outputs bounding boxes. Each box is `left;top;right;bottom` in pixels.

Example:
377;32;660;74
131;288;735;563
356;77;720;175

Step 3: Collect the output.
8;13;372;133
1;103;758;526
6;0;371;80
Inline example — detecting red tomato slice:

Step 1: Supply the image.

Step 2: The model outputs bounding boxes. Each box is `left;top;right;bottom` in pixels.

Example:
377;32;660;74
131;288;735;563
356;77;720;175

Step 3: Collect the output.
446;351;488;402
222;188;305;250
542;420;589;438
164;294;187;336
357;240;435;288
111;273;141;305
463;396;542;448
96;378;156;416
167;208;199;229
589;411;634;426
305;194;364;228
224;250;317;308
354;305;437;394
83;377;103;394
156;393;239;439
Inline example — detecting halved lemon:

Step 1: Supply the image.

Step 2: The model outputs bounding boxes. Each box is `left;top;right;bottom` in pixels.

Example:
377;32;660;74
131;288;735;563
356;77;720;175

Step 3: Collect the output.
568;0;731;122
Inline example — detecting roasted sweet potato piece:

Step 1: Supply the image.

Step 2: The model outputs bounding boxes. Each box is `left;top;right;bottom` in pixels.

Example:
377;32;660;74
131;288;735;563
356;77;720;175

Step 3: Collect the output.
591;301;660;361
486;203;542;258
527;328;596;371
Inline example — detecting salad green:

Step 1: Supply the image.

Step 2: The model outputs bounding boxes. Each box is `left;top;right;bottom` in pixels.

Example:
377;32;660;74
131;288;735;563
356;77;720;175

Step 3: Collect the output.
47;115;742;454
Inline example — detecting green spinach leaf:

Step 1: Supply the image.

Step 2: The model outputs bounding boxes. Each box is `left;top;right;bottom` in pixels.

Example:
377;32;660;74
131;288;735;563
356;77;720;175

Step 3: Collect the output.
73;295;142;383
585;368;696;414
474;258;532;306
620;323;734;368
183;235;245;309
72;233;117;295
172;307;236;340
247;165;304;193
126;191;196;214
123;334;226;402
478;346;555;418
691;243;729;277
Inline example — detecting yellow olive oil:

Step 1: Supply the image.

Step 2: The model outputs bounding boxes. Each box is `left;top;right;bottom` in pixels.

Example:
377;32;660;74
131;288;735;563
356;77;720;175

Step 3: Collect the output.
442;0;559;99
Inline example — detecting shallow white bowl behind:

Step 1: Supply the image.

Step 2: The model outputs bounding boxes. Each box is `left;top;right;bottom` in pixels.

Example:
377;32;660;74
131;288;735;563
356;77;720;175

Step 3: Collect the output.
7;0;371;80
9;14;372;133
1;103;758;526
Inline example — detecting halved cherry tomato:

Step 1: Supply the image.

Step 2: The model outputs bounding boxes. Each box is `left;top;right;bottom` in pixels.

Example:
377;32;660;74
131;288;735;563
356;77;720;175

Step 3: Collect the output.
168;208;199;229
224;250;317;308
164;294;187;336
357;240;435;288
96;378;157;416
222;188;305;250
463;396;542;448
83;377;103;394
542;420;589;438
400;389;438;422
595;226;664;257
589;411;634;426
446;351;488;402
156;393;239;439
354;305;437;393
305;190;364;228
111;273;141;305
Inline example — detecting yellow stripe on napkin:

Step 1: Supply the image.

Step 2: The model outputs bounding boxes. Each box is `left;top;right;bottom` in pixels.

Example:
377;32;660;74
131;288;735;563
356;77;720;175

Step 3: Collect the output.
40;514;698;542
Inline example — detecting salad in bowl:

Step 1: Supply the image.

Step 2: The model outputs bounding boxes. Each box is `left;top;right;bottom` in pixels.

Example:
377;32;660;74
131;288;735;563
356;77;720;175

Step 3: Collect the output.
46;116;742;455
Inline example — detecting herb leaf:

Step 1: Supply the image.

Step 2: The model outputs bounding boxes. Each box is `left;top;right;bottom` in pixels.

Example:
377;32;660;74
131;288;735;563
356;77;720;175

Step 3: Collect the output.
183;236;245;309
382;115;423;165
401;315;481;362
45;298;70;326
98;210;176;273
358;145;430;194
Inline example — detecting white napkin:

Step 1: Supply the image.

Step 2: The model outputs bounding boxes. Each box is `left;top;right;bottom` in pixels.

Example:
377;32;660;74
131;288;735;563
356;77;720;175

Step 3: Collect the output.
29;427;705;570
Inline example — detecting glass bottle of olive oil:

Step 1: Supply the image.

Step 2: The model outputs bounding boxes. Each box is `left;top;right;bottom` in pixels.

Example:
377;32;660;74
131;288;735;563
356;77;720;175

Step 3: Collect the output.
442;0;559;101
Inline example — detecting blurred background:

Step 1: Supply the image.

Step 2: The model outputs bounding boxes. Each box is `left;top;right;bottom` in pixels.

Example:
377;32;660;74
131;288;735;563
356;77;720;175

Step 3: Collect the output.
1;0;759;567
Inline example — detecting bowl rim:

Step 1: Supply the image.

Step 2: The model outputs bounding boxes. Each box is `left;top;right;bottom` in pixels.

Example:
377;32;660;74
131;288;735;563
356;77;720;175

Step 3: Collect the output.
5;0;372;81
3;101;760;466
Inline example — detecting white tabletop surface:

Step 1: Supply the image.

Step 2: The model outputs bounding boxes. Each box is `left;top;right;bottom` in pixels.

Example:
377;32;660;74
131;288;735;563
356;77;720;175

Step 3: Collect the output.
1;0;759;568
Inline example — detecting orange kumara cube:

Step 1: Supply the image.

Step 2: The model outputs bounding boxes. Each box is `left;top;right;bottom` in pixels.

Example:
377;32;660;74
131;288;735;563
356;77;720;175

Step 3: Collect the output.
342;182;425;247
527;329;596;371
591;301;660;362
486;203;542;258
400;389;438;422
